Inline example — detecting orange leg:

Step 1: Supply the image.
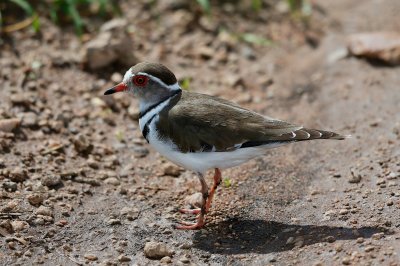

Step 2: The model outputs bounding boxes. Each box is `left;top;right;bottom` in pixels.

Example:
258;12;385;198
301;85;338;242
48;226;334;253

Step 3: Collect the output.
205;168;222;213
175;169;222;230
175;173;208;230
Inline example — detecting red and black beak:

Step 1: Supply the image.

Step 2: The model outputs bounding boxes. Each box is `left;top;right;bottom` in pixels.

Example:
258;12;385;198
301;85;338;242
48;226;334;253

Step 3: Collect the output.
104;82;128;95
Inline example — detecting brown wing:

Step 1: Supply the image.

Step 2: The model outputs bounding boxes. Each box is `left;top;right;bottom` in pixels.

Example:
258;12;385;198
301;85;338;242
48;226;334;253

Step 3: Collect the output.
157;91;344;153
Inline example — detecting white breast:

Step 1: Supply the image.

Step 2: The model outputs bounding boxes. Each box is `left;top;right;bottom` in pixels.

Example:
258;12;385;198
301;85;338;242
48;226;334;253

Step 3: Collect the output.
146;115;286;175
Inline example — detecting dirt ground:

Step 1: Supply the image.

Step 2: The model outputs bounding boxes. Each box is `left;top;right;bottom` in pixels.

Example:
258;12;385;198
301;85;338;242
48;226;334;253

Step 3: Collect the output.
1;0;400;265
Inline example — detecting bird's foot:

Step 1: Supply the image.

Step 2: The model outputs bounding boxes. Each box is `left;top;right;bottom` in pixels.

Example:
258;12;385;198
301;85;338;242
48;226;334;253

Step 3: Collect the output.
174;218;205;230
179;208;201;215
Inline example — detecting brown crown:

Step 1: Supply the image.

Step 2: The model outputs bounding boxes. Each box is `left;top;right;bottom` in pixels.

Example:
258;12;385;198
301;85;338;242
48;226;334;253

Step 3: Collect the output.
131;62;177;86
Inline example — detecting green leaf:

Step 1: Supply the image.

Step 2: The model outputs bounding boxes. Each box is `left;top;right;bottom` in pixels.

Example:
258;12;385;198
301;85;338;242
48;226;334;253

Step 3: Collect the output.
252;0;262;12
196;0;211;14
180;77;191;91
223;178;231;188
32;14;40;32
240;33;272;46
66;0;84;35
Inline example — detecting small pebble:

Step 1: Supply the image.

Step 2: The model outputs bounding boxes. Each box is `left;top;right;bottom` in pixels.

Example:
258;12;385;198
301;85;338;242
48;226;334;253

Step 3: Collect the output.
3;181;17;192
356;237;364;243
144;241;174;259
41;175;62;187
27;193;45;206
107;219;121;225
118;255;131;262
365;246;374;252
160;256;172;264
84;254;98;261
104;177;120;186
162;163;182;177
342;257;351;265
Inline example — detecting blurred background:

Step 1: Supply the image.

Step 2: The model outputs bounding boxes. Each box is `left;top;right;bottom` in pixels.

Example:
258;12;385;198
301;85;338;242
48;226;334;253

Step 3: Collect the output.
1;0;400;265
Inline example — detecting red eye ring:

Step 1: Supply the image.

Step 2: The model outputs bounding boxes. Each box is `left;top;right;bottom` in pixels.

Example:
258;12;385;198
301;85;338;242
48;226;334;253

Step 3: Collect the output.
133;75;148;86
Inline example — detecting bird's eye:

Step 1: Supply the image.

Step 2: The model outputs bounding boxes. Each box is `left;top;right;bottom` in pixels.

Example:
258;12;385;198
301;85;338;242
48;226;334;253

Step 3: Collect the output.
133;75;148;86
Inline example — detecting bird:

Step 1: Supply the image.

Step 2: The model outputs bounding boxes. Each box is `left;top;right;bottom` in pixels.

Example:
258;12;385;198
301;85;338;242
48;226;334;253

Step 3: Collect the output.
104;62;348;230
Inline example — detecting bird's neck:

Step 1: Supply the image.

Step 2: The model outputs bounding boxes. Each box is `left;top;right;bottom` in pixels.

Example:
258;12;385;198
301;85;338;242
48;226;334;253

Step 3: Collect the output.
138;88;182;119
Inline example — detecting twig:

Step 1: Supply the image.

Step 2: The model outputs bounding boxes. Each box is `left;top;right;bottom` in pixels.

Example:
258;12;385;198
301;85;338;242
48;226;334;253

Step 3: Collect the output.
2;16;34;33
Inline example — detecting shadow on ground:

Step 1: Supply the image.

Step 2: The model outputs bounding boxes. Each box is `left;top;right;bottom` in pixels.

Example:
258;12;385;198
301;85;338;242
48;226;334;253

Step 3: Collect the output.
193;218;382;254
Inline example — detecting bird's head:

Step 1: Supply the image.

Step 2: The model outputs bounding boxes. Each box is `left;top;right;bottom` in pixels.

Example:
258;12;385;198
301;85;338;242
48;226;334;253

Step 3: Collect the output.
104;62;181;105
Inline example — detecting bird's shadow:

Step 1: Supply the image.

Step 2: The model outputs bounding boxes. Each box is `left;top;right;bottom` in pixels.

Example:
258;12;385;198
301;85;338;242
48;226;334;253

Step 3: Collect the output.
193;218;384;254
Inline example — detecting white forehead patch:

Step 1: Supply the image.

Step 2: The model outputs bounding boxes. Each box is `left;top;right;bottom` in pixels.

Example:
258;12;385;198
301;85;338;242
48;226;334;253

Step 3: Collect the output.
123;68;133;83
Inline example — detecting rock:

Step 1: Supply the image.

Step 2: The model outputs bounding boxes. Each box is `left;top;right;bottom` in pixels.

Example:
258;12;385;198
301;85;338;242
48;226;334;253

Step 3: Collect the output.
286;237;295;245
107;218;121;225
240;46;256;60
133;147;149;158
160;256;172;264
327;47;349;64
19;112;39;127
82;19;136;69
91;97;107;108
294;236;304;247
342;257;351;265
339;209;349;215
0;118;21;132
10;94;30;107
35;206;53;217
41;175;62;188
198;46;214;60
179;256;190;264
144;241;174;259
335;243;343;252
11;221;29;232
372;233;384;240
84;254;98;261
63;244;73;252
33;217;45;226
347;32;400;65
120;207;139;220
325;236;336;243
87;157;100;169
111;72;123;83
73;135;94;155
387;172;397;180
27;193;45;206
185;192;204;209
104;177;120;186
162;162;182;177
128;104;140;120
3;181;17;192
180;243;192;249
118;255;131;262
364;246;374;252
9;168;28;182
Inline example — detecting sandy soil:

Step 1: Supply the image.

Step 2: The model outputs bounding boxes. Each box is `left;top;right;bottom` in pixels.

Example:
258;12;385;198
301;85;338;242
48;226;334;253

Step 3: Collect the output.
1;0;399;265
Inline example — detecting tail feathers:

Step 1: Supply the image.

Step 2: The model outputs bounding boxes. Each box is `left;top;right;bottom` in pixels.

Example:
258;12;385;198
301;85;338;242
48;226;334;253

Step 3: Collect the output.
270;127;349;142
239;128;348;149
293;128;348;141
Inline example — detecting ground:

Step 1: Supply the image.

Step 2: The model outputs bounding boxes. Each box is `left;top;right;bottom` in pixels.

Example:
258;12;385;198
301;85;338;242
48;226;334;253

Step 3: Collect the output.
1;0;400;265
